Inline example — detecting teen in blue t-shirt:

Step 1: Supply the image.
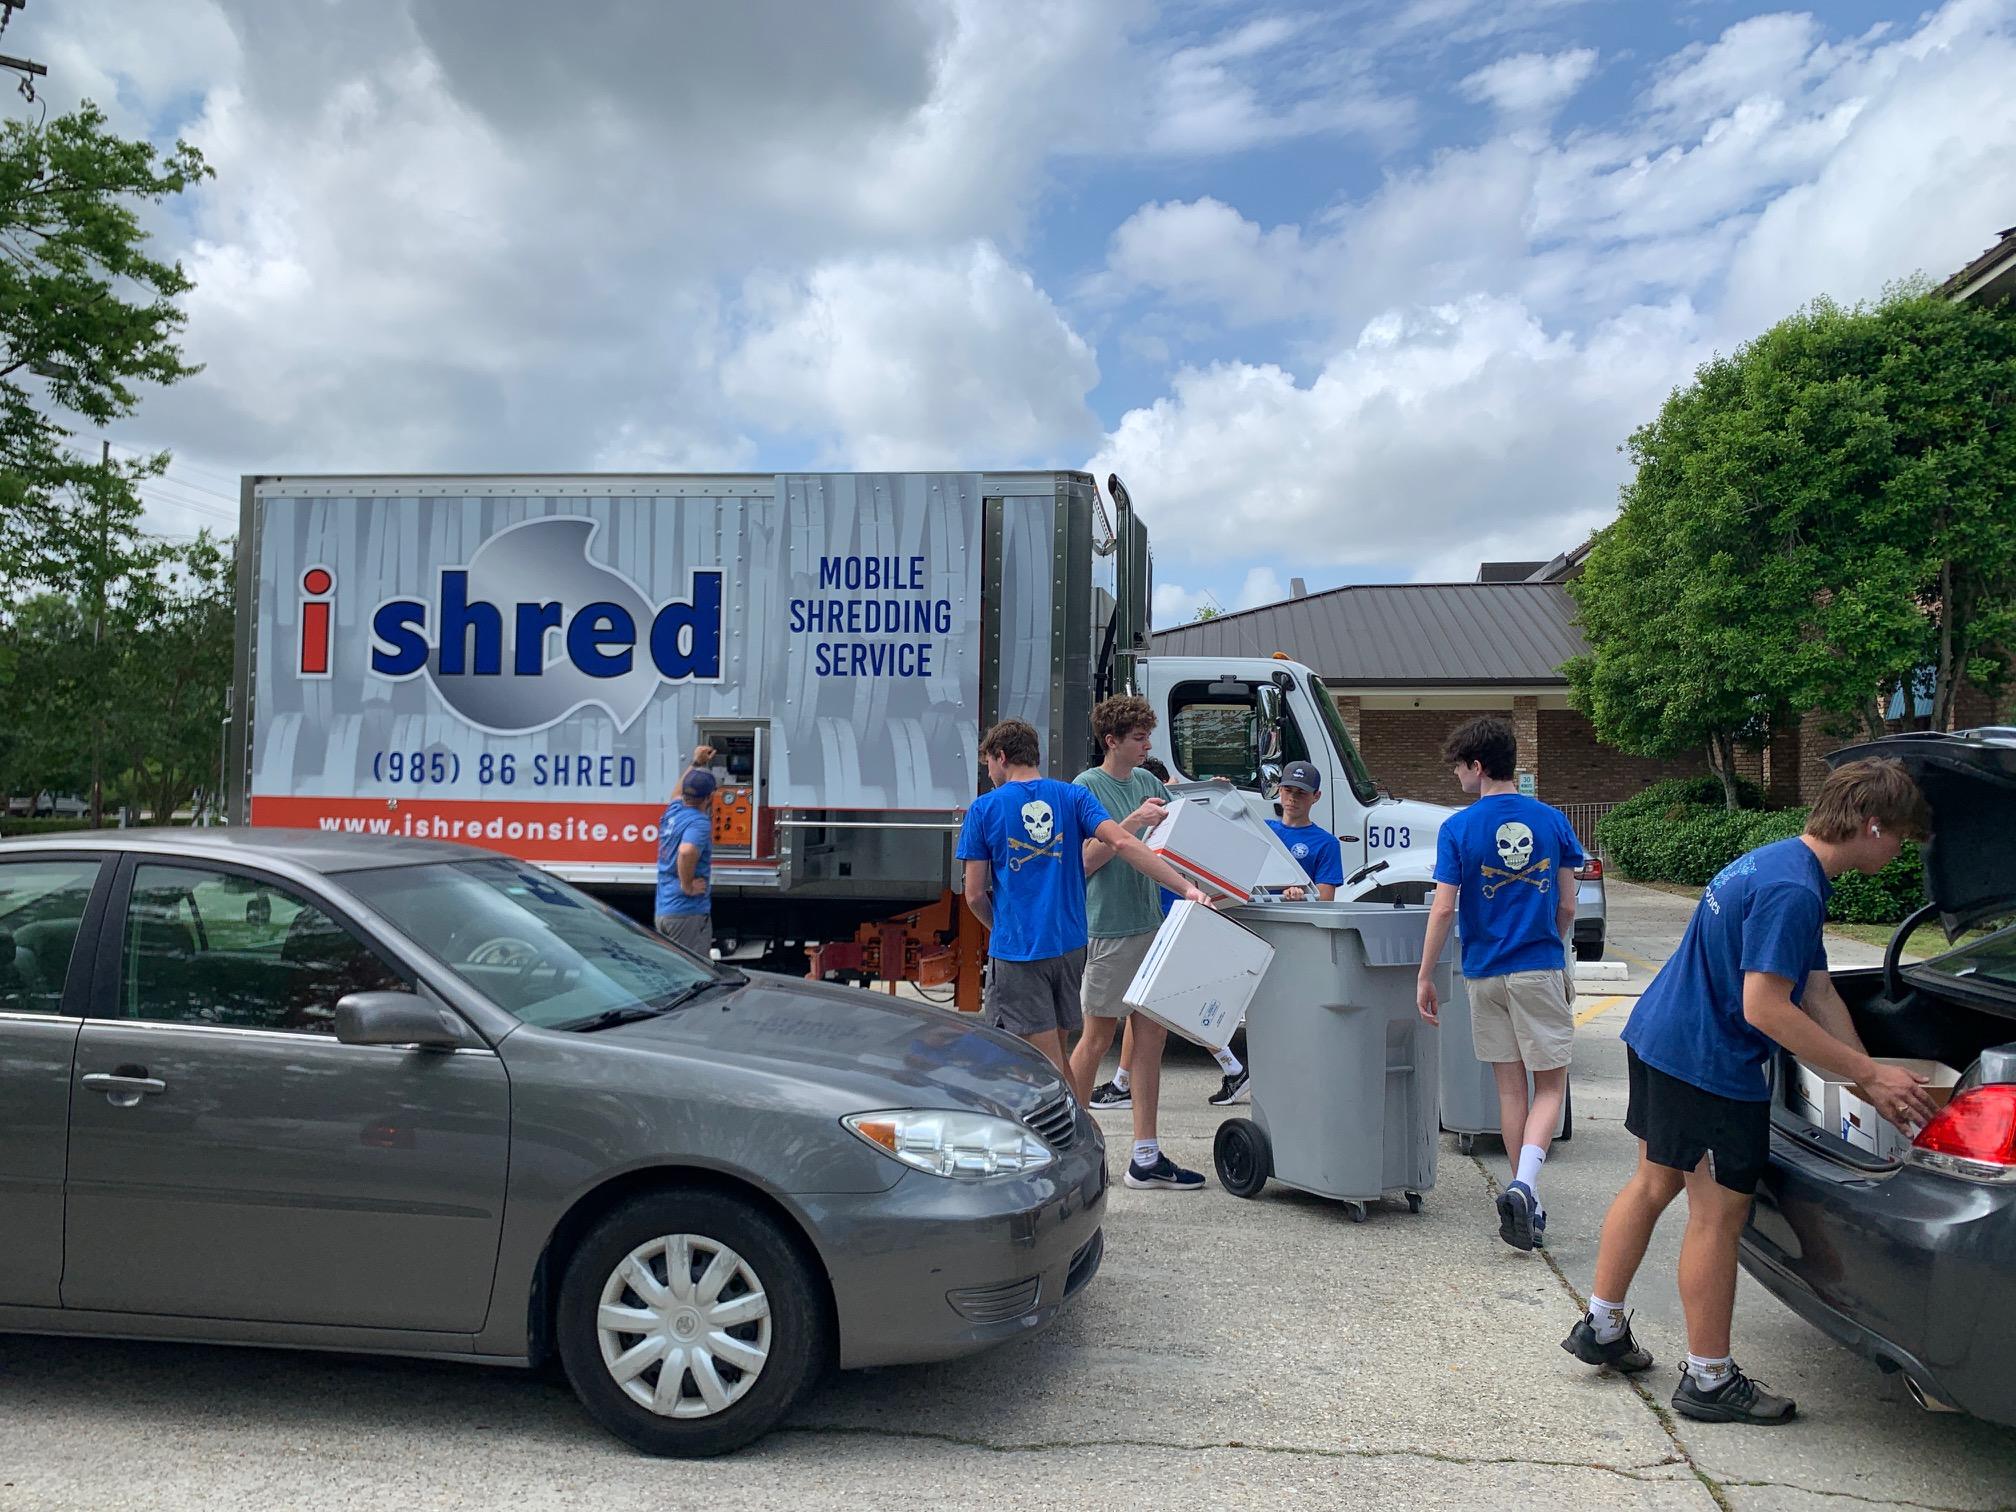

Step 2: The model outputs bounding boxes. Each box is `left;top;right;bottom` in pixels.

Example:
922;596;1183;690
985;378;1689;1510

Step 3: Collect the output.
1266;760;1346;900
1567;760;1939;1427
1417;718;1583;1255
654;745;719;959
956;720;1207;1082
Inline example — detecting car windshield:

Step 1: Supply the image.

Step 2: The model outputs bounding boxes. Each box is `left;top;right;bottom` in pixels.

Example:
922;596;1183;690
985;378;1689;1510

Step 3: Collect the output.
1916;920;2016;997
1306;675;1379;805
344;858;719;1029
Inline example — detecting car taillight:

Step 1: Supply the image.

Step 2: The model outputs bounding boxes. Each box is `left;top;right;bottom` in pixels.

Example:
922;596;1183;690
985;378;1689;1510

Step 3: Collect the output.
1909;1085;2016;1184
1576;858;1603;881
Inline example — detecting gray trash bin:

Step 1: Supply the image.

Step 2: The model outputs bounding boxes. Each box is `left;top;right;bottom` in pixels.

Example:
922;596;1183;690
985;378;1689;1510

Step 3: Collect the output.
1437;971;1574;1155
1212;899;1445;1222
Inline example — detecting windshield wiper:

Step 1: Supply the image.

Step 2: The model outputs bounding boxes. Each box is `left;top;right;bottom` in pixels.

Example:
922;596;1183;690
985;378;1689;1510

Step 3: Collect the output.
553;1004;668;1033
646;974;743;1014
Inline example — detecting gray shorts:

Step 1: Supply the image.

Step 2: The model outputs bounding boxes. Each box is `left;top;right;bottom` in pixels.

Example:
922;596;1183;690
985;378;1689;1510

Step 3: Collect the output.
1080;931;1155;1018
987;950;1087;1039
654;913;714;960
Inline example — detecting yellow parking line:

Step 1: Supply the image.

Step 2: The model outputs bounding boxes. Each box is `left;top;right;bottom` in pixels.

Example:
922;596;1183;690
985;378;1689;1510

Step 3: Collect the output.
1574;994;1626;1026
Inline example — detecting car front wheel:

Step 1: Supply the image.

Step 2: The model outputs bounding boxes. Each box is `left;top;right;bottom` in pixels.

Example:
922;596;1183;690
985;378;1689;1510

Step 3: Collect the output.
556;1190;830;1456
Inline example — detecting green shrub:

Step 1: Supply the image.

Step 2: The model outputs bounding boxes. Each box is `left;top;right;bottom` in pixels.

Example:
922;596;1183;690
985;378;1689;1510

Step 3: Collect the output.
0;816;94;838
1603;773;1764;829
1600;797;1926;924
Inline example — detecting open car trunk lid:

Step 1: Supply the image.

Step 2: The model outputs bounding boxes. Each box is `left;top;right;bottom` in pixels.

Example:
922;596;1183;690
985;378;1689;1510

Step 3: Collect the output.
1830;728;2016;937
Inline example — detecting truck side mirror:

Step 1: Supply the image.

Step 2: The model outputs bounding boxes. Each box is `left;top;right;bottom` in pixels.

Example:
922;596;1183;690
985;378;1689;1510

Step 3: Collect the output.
1254;684;1285;767
1259;760;1283;799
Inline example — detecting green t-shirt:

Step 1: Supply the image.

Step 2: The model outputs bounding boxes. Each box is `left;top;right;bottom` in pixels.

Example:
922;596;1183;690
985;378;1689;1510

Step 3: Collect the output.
1075;765;1171;939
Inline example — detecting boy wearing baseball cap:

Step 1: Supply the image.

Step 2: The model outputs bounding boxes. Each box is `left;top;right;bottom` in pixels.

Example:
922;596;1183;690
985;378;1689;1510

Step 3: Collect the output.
1268;760;1346;903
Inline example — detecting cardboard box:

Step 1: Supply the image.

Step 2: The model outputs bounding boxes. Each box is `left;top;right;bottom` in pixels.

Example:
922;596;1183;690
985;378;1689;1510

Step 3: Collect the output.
1145;797;1273;902
1122;899;1275;1049
1786;1060;1853;1134
1837;1058;1961;1158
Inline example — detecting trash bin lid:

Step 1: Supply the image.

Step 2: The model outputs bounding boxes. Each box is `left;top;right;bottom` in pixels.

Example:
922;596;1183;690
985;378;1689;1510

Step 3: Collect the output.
1228;898;1453;966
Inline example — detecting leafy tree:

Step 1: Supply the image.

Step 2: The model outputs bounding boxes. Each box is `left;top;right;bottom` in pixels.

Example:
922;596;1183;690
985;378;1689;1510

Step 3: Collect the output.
1193;605;1221;621
0;101;214;821
1569;291;2016;808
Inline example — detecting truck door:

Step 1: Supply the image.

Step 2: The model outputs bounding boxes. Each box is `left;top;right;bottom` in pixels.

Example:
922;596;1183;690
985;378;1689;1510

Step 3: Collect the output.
1155;674;1353;856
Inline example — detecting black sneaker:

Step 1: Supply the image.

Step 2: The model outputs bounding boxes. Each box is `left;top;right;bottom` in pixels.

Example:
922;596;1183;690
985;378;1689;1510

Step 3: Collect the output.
1125;1153;1206;1191
1497;1180;1538;1251
1088;1079;1131;1110
1561;1313;1654;1373
1207;1068;1251;1106
1672;1364;1797;1425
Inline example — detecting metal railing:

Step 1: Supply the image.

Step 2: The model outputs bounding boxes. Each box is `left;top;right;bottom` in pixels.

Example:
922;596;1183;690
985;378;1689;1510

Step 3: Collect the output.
1558;801;1618;858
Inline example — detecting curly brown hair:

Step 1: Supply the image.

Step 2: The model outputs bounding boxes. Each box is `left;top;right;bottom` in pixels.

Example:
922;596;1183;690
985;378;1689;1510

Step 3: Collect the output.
1091;694;1156;752
1441;716;1517;780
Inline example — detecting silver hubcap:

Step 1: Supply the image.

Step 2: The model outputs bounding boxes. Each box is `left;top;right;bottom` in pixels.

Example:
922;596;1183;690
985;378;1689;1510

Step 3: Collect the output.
595;1234;772;1419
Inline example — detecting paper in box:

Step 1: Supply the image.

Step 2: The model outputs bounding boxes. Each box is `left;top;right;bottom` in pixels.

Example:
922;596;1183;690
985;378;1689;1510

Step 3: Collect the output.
1122;900;1274;1050
1144;797;1272;902
1837;1058;1961;1158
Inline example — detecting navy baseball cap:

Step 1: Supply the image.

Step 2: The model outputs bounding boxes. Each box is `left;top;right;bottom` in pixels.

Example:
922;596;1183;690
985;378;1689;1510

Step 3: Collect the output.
1279;760;1322;794
683;768;718;799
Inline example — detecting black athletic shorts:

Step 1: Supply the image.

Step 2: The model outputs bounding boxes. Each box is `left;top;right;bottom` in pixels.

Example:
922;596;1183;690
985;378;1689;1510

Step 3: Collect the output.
1625;1047;1771;1195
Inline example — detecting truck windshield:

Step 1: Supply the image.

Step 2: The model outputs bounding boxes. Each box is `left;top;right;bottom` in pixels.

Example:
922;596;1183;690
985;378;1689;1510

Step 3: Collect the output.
1307;677;1380;805
345;858;720;1029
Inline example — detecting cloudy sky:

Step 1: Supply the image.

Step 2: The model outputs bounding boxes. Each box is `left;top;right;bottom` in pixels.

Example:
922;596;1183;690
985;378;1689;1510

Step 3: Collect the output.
26;0;2016;624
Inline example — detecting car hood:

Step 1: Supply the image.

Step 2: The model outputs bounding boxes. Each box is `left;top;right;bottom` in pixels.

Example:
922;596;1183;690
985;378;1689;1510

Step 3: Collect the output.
1831;729;2016;935
594;972;1067;1118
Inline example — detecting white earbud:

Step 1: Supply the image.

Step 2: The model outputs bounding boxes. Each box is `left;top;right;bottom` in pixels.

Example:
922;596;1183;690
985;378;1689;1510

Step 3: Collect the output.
1871;822;1882;838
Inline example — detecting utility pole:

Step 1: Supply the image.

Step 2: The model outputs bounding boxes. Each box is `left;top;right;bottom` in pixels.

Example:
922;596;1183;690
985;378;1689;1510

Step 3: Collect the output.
0;0;46;103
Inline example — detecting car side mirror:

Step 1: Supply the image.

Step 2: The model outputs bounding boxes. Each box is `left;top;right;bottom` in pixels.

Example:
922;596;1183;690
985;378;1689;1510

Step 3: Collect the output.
335;991;469;1050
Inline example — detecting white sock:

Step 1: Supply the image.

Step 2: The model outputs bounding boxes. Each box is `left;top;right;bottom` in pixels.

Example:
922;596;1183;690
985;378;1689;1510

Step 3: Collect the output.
1132;1139;1159;1168
1213;1045;1244;1075
1686;1353;1734;1390
1587;1295;1627;1344
1111;1065;1131;1093
1515;1143;1546;1193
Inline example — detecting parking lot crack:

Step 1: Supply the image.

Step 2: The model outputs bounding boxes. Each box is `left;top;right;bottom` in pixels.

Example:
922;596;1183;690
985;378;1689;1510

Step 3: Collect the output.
779;1423;1689;1483
1469;1153;1739;1512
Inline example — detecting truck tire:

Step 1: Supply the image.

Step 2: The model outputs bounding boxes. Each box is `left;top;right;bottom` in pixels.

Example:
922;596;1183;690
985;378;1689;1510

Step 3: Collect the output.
556;1190;829;1457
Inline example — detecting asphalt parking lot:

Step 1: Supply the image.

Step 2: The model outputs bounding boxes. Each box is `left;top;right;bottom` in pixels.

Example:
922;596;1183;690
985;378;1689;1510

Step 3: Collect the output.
2;881;2012;1511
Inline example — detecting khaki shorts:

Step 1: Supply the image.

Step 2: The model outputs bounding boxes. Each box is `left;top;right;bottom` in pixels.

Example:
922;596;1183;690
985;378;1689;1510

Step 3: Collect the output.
1468;969;1575;1071
1080;931;1155;1019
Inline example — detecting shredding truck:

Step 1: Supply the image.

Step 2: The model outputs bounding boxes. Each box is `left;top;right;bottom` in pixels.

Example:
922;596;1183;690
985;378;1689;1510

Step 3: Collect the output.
230;470;1455;1004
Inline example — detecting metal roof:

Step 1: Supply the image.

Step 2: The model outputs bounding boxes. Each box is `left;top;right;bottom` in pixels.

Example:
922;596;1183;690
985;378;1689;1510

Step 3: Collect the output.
1149;582;1586;686
1941;225;2016;306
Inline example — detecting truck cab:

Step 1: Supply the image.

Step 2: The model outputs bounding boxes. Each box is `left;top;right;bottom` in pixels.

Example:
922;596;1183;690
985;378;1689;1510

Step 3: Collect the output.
1138;655;1454;901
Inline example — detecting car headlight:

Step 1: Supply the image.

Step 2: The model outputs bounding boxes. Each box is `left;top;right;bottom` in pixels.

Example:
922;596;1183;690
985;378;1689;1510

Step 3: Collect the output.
843;1110;1056;1179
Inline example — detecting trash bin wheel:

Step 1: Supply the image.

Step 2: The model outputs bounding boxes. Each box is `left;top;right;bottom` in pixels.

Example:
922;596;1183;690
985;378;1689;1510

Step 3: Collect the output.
1558;1080;1574;1144
1213;1118;1270;1199
1343;1201;1368;1224
1456;1133;1477;1156
1405;1191;1423;1214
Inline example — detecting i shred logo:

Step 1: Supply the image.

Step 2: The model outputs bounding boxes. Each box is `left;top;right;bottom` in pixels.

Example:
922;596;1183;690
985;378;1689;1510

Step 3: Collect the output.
341;516;723;735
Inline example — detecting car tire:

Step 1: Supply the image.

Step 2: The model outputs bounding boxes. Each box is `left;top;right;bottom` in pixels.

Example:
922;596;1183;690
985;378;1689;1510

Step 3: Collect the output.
1574;938;1603;962
556;1189;830;1457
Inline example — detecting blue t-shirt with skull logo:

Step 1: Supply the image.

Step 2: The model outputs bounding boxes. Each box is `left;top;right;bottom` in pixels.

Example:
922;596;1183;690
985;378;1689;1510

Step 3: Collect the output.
1267;819;1345;891
957;778;1112;962
1432;793;1585;979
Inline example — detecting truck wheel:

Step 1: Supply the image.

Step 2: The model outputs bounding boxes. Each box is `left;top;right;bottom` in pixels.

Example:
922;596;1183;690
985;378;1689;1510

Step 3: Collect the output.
556;1190;829;1457
1213;1118;1270;1199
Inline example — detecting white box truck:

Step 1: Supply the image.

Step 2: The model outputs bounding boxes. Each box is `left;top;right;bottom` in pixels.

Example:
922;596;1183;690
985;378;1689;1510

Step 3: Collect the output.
229;470;1455;1004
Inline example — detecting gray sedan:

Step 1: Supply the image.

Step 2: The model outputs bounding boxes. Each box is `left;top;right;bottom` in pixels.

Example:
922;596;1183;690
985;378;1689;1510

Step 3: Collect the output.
0;828;1105;1456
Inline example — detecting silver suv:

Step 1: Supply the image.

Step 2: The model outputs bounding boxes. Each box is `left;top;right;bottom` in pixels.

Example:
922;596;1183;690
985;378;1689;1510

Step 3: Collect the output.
0;828;1106;1455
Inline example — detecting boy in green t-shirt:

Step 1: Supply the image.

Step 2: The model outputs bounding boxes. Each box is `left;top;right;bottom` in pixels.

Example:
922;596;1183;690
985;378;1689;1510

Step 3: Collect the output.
1066;696;1205;1191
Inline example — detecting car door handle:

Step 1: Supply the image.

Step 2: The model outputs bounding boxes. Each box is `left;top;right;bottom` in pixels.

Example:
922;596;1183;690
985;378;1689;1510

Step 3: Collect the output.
81;1072;168;1106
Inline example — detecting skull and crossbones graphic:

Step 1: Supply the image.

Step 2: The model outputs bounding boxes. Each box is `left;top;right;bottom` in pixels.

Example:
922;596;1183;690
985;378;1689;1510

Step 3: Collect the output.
1479;821;1554;898
1005;798;1063;871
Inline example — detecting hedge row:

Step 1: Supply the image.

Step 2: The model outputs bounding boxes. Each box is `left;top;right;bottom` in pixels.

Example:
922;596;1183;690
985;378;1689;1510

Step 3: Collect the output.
0;817;95;839
1598;794;1923;925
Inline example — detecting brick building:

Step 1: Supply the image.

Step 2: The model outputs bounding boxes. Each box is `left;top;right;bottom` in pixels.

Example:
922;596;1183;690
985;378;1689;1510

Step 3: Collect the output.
1148;564;1709;814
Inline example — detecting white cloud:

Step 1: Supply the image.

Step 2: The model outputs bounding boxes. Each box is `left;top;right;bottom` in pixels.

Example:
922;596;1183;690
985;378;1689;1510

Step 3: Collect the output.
1459;47;1598;118
721;244;1101;469
1092;295;1706;580
1646;13;1822;121
1236;567;1286;608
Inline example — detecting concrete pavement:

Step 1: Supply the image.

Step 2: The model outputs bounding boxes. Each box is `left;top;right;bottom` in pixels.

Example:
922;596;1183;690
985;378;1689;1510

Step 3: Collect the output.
1;881;2009;1510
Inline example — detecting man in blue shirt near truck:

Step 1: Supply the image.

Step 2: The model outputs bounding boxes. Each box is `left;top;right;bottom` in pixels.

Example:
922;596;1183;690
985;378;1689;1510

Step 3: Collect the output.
655;743;718;959
1417;717;1583;1253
